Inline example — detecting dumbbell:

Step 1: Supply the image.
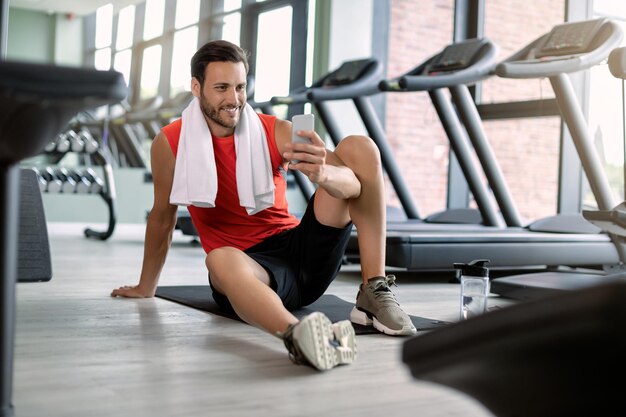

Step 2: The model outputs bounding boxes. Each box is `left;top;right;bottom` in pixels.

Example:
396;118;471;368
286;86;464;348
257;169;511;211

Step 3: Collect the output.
66;130;85;153
54;167;78;193
44;136;59;153
30;167;48;192
82;168;105;194
67;168;91;194
78;130;99;154
40;167;63;193
55;132;72;153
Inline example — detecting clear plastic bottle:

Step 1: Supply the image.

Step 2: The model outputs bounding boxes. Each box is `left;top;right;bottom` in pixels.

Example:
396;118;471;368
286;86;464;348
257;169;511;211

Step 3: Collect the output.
454;259;490;320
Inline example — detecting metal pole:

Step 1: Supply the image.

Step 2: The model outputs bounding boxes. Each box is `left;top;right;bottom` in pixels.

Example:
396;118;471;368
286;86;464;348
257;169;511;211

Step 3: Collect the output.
429;89;504;227
0;0;7;59
1;165;19;417
353;96;420;219
450;84;524;227
550;73;615;212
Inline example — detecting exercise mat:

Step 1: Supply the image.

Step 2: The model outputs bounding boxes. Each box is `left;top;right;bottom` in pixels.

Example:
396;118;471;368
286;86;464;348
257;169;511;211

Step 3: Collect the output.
156;285;448;335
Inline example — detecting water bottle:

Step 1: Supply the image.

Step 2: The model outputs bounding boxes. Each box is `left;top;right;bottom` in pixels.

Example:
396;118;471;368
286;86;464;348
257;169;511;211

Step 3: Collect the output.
454;259;490;320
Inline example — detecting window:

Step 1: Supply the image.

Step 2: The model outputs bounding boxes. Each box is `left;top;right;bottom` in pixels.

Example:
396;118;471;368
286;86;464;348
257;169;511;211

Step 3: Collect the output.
385;0;455;215
114;49;132;86
143;0;166;40
586;10;626;208
170;26;199;97
221;13;242;45
116;5;135;50
253;6;293;102
140;45;163;99
482;0;565;104
94;3;113;70
175;0;200;29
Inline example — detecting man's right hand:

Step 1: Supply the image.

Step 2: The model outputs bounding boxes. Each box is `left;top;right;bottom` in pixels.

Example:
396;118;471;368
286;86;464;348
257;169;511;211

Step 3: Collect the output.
110;285;155;298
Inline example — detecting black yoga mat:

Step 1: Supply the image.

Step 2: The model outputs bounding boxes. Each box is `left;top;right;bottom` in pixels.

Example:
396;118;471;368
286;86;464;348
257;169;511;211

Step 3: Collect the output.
155;285;448;335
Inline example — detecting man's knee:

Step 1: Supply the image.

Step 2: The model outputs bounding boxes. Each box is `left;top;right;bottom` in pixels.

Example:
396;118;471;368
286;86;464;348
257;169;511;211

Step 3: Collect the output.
336;135;381;168
205;246;244;291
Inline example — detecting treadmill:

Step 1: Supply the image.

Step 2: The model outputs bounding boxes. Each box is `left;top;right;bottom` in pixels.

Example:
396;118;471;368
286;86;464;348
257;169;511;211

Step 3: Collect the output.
487;18;626;299
306;37;619;272
271;58;423;222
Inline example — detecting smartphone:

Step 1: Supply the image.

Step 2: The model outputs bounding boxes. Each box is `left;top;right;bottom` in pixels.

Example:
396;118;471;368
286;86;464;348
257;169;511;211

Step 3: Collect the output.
291;114;315;163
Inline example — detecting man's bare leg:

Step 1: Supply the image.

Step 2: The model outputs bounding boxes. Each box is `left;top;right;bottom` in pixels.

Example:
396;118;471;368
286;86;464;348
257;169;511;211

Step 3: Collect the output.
206;246;357;370
313;135;386;284
314;134;416;336
206;246;297;335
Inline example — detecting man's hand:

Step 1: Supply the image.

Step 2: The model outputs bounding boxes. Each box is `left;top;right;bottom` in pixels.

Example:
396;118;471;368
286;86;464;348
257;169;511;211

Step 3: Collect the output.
283;129;328;184
111;284;155;298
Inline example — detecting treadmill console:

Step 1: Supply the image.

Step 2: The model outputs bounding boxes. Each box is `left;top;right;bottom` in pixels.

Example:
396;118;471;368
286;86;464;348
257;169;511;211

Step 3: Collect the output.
322;59;376;86
535;18;605;58
428;39;485;73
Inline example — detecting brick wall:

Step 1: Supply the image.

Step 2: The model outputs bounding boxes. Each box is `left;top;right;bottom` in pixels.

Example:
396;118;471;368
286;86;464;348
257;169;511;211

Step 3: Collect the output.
385;0;565;221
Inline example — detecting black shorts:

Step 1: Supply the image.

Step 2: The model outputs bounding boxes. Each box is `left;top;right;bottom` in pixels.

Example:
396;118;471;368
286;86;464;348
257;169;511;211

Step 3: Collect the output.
211;192;353;312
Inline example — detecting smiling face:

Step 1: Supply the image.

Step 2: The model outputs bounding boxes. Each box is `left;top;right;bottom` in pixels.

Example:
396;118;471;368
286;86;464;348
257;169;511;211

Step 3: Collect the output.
191;61;248;137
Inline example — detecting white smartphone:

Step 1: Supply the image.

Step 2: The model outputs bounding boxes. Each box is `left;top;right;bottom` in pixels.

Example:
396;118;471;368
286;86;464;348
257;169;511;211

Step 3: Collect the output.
291;114;315;163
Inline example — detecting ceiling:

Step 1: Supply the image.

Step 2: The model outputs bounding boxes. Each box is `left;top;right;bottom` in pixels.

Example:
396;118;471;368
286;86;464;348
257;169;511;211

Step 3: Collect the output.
9;0;146;16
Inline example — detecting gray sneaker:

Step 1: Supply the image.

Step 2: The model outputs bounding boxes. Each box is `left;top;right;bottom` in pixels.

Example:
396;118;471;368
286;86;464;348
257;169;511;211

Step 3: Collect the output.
280;312;356;371
350;275;417;336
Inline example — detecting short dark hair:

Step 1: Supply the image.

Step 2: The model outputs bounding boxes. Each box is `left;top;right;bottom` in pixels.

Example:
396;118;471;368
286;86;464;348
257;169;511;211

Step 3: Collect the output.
190;40;249;85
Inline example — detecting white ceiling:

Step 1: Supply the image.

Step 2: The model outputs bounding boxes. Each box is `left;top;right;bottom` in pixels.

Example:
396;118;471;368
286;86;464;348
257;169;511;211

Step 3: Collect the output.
9;0;146;16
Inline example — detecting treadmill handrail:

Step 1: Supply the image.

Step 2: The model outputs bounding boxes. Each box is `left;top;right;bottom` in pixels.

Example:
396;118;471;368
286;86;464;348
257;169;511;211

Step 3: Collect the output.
306;59;384;102
270;84;309;105
496;20;623;79
379;38;498;91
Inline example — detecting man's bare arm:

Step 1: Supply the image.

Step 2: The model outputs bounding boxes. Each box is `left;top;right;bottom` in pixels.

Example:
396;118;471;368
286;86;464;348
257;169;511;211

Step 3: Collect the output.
111;132;178;298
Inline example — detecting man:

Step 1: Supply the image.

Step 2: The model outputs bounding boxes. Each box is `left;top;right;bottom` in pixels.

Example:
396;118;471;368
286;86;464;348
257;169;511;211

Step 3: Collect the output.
111;40;416;371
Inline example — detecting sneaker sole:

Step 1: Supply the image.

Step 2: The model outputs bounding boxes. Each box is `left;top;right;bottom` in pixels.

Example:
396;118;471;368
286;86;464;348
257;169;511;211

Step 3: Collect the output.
294;312;356;371
350;307;417;337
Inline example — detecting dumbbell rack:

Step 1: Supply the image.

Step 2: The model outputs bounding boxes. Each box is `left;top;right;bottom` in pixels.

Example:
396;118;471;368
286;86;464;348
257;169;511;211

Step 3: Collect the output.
34;128;118;240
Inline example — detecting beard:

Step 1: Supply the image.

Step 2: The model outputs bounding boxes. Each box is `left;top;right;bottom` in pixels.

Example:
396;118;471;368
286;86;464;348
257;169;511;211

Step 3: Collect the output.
199;91;242;130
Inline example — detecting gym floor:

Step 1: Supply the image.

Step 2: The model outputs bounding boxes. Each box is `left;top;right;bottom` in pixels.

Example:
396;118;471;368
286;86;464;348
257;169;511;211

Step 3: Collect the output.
13;223;515;417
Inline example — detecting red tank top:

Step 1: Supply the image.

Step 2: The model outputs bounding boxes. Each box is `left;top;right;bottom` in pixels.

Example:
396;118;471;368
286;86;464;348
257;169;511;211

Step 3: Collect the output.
162;113;300;253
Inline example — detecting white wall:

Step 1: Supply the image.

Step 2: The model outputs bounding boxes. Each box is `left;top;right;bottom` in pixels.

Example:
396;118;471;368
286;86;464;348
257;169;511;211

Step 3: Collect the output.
54;12;83;66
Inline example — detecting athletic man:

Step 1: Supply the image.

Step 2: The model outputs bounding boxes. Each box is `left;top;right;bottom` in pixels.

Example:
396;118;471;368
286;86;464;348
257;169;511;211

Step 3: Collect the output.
111;40;416;371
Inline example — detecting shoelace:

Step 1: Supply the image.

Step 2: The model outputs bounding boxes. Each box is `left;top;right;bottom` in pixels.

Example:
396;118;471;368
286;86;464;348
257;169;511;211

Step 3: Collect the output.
371;275;400;306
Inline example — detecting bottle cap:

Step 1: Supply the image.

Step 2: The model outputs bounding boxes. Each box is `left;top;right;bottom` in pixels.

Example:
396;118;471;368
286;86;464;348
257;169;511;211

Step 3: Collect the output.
453;259;490;277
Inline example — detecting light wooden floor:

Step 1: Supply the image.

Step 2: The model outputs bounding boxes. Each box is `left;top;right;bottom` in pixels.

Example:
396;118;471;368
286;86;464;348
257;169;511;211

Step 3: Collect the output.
13;223;514;417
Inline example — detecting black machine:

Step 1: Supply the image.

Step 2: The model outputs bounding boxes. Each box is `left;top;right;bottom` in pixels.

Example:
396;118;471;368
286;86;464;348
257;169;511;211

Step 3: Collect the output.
401;281;626;417
0;57;127;417
489;18;626;299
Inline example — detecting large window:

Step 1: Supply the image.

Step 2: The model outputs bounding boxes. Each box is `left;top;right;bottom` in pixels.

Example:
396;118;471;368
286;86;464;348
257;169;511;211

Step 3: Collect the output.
94;3;113;70
586;3;626;209
384;0;455;216
477;0;565;222
113;5;135;86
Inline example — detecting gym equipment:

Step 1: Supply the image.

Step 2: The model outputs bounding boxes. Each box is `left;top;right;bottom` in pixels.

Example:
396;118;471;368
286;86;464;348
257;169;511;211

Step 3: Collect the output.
155;285;448;335
0;55;126;417
381;38;523;228
305;38;617;272
401;280;626;417
489;18;626;299
17;169;51;283
82;167;105;194
272;58;418;219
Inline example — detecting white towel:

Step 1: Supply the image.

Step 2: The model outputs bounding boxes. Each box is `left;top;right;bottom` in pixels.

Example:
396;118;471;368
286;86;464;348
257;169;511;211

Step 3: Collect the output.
169;98;274;215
